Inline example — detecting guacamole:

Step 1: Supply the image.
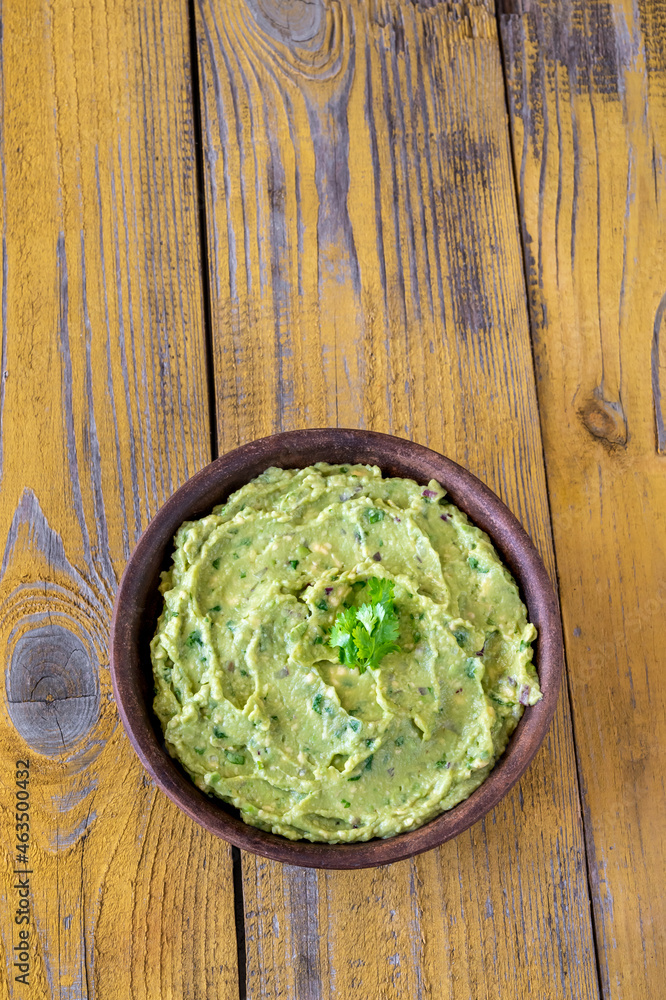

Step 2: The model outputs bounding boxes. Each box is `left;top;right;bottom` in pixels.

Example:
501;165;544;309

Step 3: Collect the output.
151;463;541;843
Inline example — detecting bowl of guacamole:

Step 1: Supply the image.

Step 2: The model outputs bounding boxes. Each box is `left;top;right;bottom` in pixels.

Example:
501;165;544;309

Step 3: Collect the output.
111;429;562;868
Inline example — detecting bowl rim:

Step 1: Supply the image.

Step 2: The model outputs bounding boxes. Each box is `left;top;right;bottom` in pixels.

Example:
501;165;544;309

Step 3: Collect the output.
110;428;563;869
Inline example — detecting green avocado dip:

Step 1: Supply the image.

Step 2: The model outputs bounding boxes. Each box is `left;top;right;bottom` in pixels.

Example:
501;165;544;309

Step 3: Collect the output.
151;463;541;843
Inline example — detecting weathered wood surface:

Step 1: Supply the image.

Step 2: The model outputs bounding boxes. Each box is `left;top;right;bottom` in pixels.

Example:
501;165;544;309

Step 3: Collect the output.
0;1;238;997
195;1;600;996
499;2;666;997
4;0;661;994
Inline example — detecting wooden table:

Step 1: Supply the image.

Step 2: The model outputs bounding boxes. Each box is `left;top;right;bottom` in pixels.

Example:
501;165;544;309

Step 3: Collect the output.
0;1;663;997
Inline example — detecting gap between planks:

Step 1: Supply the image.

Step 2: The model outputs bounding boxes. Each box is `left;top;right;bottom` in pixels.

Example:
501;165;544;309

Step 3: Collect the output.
187;1;248;996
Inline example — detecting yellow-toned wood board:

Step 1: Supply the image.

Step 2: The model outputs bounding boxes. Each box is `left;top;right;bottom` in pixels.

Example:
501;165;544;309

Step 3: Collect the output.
0;2;237;997
195;0;600;996
499;2;666;997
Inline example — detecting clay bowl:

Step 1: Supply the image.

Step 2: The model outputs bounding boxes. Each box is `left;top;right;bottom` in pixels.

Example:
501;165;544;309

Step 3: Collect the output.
110;428;562;869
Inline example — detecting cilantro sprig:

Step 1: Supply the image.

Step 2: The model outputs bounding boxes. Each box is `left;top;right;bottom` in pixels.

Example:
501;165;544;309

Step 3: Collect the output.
329;577;400;673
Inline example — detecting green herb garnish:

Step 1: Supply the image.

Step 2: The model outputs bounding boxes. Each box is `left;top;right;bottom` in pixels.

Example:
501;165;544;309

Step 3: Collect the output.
365;508;385;523
186;630;203;647
329;577;400;674
289;559;299;569
468;556;489;573
211;558;220;570
452;628;468;648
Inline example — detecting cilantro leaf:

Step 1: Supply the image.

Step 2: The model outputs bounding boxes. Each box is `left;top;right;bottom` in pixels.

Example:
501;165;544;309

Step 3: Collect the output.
329;607;359;666
366;577;395;611
329;577;401;673
355;603;377;634
351;623;374;673
372;608;400;663
330;607;357;647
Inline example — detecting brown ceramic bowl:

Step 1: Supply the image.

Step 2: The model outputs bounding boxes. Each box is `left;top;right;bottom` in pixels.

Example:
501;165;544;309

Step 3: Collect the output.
110;428;562;869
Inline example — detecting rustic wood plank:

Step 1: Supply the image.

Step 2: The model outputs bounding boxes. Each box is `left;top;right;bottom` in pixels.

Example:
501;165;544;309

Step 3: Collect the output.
195;1;601;996
0;1;238;996
499;2;666;997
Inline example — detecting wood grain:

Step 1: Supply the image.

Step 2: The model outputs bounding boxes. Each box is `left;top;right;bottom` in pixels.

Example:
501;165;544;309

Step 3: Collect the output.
499;2;666;997
0;1;237;997
195;0;600;996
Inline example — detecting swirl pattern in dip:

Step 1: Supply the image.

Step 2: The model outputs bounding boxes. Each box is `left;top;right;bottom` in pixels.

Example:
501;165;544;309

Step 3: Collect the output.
151;464;541;842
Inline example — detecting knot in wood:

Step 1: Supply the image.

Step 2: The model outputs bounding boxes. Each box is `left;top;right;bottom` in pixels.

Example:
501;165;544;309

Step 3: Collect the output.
579;391;628;447
7;622;100;756
248;0;325;45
